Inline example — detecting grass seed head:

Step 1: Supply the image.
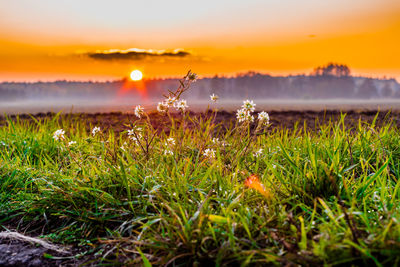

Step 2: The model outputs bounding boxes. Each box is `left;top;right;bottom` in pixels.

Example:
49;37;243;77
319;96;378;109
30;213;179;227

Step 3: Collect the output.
186;72;198;82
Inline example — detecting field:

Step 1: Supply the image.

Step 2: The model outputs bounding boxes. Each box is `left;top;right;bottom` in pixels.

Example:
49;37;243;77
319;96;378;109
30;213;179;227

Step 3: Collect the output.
2;99;400;115
0;77;400;266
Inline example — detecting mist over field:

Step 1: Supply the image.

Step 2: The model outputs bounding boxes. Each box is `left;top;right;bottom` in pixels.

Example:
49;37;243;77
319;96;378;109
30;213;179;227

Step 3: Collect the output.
1;64;400;114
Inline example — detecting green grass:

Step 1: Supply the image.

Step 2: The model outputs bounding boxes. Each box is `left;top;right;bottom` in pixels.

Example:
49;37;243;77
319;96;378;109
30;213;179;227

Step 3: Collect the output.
0;110;399;266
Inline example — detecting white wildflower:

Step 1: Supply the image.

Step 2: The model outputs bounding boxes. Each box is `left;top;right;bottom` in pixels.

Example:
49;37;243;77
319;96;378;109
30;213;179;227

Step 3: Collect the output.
127;129;135;137
127;128;141;143
372;191;381;202
166;137;175;146
120;142;127;151
157;101;169;113
242;100;256;112
130;136;138;144
212;138;220;144
258;111;270;125
236;108;254;123
68;141;77;146
174;99;188;112
210;94;219;102
165;96;176;107
53;129;65;141
164;149;174;156
236;109;247;122
212;138;227;147
134;105;144;118
253;148;263;158
203;148;216;159
92;126;101;136
130;134;142;143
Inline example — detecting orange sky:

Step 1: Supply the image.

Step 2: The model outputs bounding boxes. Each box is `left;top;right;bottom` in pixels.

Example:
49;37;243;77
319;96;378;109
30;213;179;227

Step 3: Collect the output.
0;0;399;82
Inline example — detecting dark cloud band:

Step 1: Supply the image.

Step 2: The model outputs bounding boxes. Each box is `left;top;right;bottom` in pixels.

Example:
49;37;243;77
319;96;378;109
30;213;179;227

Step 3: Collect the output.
87;48;191;61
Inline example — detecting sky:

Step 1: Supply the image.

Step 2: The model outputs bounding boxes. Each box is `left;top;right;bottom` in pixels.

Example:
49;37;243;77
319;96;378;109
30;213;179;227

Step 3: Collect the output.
0;0;399;81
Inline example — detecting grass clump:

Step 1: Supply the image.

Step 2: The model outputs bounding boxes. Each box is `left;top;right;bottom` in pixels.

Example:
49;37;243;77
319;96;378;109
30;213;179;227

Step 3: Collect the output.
0;72;400;266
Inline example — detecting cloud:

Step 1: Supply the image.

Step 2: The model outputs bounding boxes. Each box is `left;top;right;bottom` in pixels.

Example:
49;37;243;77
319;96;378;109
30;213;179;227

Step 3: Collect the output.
86;48;191;61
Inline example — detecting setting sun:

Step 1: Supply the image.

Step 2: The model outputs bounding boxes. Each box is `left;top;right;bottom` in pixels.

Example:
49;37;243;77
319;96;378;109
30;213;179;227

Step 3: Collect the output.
130;70;143;81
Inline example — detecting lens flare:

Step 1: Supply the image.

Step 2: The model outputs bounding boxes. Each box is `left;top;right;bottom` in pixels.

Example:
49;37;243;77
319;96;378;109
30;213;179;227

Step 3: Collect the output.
244;174;272;199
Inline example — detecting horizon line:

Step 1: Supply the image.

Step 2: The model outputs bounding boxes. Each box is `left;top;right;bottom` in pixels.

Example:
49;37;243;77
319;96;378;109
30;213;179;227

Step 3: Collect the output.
0;71;398;84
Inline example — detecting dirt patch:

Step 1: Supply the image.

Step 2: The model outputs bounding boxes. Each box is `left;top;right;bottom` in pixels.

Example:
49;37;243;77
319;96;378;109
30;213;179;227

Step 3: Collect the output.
0;110;398;134
0;237;76;266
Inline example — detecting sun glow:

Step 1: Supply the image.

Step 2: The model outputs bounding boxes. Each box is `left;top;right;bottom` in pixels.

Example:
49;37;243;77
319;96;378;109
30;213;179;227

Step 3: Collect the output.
130;70;143;81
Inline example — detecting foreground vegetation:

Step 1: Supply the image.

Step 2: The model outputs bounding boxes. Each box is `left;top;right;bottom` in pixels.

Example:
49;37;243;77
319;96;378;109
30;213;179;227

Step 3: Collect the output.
1;75;400;266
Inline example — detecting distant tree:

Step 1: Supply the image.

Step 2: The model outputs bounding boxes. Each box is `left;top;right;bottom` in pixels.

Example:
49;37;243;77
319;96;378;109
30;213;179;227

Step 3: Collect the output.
394;89;400;99
312;63;351;77
0;86;26;101
381;83;393;98
236;71;264;78
211;75;225;96
307;75;354;98
356;79;378;99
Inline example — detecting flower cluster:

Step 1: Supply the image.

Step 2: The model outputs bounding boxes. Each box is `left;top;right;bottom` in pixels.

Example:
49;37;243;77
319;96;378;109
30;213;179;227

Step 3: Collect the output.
236;100;256;123
174;99;188;112
155;72;197;114
236;100;270;126
212;138;220;145
157;96;189;113
53;129;65;141
127;127;142;144
242;100;256;112
258;111;270;126
68;141;77;146
211;137;228;148
236;108;254;123
203;148;216;159
157;101;169;113
163;137;175;155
